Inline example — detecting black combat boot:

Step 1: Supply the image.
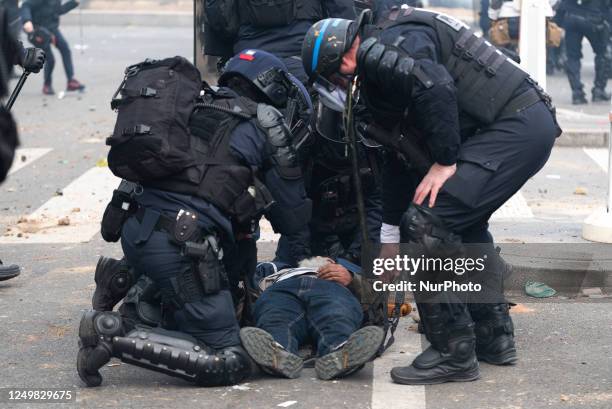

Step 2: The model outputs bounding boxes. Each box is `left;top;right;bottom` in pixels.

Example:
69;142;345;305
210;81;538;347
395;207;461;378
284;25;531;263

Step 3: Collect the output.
572;92;588;105
391;326;479;385
391;304;480;385
470;303;517;365
592;87;611;103
92;257;135;311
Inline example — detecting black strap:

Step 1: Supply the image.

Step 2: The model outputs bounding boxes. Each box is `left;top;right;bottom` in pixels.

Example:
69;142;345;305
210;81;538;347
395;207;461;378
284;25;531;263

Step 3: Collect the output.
135;206;177;236
111;87;158;109
498;87;542;119
452;35;485;81
121;124;151;137
446;29;472;74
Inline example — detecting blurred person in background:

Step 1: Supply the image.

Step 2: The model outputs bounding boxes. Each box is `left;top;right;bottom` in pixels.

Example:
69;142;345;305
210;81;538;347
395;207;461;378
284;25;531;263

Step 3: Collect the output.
20;0;84;95
555;0;611;104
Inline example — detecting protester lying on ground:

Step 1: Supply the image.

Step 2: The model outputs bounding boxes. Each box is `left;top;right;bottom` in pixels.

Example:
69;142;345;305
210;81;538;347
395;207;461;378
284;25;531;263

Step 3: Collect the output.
241;256;384;380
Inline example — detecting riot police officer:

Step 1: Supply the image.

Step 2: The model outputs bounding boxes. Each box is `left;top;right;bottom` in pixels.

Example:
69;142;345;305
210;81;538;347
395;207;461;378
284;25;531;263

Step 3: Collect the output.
201;0;356;82
77;50;313;388
301;8;561;384
1;6;45;281
555;0;611;104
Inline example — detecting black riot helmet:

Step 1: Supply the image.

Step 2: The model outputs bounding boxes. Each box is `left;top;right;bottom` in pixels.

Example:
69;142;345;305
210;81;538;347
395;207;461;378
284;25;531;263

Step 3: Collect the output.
218;49;295;108
218;49;314;147
301;10;372;80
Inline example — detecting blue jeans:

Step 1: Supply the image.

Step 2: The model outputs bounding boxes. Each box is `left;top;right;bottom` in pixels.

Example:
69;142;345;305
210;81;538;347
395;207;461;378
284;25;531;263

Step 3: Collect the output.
253;276;363;356
121;216;240;349
40;28;74;85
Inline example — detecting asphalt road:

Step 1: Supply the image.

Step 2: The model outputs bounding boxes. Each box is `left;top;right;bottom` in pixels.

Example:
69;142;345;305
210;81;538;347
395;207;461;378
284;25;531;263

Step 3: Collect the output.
0;25;611;409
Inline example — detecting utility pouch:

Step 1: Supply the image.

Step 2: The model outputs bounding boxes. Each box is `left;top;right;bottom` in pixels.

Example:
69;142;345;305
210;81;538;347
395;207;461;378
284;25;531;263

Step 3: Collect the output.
101;180;138;242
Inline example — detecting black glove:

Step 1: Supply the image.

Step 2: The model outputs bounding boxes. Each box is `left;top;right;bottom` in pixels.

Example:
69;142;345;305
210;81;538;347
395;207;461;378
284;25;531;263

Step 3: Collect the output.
21;47;45;73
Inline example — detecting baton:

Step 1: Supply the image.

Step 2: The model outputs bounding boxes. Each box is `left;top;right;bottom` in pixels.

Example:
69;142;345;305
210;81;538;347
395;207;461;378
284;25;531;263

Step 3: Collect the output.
5;70;30;112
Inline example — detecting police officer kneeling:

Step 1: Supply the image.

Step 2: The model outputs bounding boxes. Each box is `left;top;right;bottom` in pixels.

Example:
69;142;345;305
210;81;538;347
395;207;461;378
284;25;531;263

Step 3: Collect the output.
301;8;561;384
77;50;312;387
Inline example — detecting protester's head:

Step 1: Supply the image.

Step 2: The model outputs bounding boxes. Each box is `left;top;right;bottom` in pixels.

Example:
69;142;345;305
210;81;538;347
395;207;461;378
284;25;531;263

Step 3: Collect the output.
298;256;335;270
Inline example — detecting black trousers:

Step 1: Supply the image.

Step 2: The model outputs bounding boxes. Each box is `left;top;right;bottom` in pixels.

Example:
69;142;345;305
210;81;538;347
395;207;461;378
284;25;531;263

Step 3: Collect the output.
564;24;609;95
428;101;559;240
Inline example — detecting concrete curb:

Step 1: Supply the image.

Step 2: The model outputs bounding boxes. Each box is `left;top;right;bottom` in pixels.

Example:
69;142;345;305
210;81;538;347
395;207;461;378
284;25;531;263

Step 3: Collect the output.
556;129;610;148
500;244;612;292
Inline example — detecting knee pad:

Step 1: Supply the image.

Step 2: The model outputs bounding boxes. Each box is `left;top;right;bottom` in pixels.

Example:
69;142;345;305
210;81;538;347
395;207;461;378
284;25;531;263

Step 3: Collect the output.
92;257;137;311
399;204;463;258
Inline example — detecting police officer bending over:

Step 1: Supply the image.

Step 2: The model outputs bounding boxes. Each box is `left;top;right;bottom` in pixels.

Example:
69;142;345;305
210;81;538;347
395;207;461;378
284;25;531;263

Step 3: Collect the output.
77;50;312;388
302;8;561;384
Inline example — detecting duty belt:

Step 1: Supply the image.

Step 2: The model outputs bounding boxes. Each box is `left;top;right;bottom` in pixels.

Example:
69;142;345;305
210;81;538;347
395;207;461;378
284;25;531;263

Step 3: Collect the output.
134;206;208;243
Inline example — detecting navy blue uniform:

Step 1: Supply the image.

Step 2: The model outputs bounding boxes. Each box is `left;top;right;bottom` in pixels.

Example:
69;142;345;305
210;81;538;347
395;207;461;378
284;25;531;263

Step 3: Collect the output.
121;105;311;349
555;0;611;99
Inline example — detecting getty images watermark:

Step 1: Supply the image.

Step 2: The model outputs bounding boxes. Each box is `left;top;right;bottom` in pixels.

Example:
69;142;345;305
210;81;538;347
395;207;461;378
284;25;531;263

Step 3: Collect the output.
370;254;488;293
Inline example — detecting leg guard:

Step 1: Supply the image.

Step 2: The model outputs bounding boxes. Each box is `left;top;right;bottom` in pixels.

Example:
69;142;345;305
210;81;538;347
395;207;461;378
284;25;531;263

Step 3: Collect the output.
469;303;517;365
77;311;251;387
390;302;479;385
92;257;137;311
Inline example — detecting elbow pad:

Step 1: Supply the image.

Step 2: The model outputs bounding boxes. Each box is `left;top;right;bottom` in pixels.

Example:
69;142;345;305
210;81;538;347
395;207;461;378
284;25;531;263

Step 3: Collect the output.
357;37;434;96
257;104;302;180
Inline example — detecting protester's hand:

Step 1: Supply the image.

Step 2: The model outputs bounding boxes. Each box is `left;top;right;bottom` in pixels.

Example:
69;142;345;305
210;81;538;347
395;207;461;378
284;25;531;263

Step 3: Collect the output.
413;163;457;208
23;21;34;33
21;47;45;73
378;243;400;284
318;262;353;287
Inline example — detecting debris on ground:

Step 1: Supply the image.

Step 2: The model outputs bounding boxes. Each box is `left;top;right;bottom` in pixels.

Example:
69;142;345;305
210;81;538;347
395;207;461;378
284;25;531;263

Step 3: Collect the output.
525;281;556;298
574;187;588;195
277;401;297;408
57;217;71;226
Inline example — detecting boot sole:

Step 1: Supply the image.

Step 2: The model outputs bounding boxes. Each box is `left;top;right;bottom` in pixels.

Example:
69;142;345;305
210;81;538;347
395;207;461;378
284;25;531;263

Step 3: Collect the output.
391;364;481;385
315;326;384;381
0;268;20;281
477;348;518;365
240;327;303;379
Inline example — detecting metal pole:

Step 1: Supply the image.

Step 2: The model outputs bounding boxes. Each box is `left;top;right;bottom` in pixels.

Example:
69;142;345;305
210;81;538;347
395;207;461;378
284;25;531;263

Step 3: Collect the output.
607;97;612;212
5;71;30;111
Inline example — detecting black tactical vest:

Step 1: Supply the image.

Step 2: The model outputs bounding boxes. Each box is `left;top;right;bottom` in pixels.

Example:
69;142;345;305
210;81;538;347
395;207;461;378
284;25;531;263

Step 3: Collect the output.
379;7;530;124
144;91;263;223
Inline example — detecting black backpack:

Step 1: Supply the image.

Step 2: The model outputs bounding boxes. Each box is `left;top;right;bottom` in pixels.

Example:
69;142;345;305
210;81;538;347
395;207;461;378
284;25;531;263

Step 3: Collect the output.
107;57;202;182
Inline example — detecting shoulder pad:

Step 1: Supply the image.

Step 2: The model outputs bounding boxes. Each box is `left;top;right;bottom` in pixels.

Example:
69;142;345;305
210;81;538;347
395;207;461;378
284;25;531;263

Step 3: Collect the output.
257;104;285;128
